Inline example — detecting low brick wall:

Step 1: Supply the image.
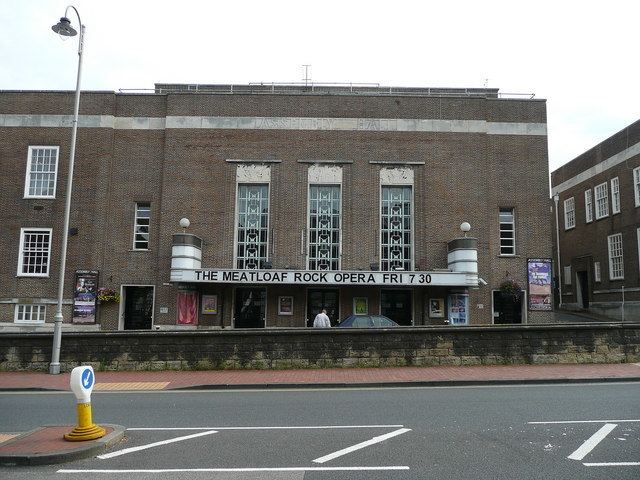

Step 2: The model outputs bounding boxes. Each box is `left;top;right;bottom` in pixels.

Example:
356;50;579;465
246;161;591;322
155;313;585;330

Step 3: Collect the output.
1;324;639;372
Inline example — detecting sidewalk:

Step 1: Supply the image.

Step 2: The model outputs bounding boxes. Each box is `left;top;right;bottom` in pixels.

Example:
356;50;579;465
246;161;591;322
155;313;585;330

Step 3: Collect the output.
1;363;639;466
1;362;639;391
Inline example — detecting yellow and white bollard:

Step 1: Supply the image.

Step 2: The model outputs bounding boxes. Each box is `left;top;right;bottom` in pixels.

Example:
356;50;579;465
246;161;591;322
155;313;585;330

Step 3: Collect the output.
64;366;106;441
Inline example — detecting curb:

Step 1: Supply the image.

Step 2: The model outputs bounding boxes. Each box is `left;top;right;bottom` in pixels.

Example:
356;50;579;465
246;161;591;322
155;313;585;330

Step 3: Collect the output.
0;424;125;466
171;376;640;390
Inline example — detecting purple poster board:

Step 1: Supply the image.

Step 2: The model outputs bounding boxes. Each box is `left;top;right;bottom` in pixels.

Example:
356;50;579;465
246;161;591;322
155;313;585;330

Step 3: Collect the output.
527;259;552;311
73;270;99;323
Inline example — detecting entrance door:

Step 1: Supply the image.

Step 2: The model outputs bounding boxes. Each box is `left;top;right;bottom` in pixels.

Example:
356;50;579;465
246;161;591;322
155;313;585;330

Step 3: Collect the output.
492;290;523;324
381;289;412;325
123;286;154;329
307;289;339;327
234;288;266;328
577;271;589;309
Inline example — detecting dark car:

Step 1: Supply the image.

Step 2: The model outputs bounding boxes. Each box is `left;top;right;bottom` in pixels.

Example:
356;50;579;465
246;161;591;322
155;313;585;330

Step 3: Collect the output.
337;314;399;328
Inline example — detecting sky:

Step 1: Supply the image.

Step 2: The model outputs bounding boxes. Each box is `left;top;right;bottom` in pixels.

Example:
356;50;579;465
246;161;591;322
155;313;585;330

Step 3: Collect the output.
1;0;638;172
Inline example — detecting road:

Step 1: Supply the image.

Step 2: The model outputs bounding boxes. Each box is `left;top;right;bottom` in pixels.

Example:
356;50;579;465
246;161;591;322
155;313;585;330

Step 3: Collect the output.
1;382;639;479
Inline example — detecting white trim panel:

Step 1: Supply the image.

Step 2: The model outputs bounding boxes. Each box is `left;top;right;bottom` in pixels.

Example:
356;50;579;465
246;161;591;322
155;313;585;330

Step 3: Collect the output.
0;114;546;135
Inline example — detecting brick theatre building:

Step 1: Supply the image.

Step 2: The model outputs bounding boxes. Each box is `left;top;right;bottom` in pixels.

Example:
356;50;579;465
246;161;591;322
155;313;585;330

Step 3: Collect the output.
0;84;553;330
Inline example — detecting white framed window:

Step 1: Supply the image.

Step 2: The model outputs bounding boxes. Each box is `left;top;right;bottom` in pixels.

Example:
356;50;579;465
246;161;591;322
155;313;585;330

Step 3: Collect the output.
308;185;341;270
634;166;640;207
584;189;593;223
24;146;59;198
499;208;515;255
133;202;151;250
607;233;624;280
611;177;620;214
563;197;575;230
593;261;601;283
381;186;413;271
17;228;52;277
14;304;46;324
594;182;609;219
563;266;572;285
236;184;269;269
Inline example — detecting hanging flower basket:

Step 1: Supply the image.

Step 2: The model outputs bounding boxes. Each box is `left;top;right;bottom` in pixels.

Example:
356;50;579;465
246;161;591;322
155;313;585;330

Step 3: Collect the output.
97;287;120;303
499;279;522;301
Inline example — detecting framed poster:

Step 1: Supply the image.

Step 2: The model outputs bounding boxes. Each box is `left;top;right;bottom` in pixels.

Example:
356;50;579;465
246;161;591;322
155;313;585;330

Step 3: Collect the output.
201;295;218;314
428;298;445;318
527;258;552;311
353;297;368;315
447;294;469;325
278;296;293;315
73;270;98;324
177;291;198;325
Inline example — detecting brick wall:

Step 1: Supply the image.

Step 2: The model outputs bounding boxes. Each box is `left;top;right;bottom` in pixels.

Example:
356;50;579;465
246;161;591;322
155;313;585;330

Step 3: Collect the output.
1;324;637;372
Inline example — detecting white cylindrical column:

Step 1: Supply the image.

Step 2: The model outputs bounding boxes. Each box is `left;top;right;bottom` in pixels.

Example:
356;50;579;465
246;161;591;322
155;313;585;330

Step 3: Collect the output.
447;238;478;274
171;234;203;270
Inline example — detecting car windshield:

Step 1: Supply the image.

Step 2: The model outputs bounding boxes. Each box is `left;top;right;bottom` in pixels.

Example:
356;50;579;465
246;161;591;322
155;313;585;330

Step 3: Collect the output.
340;315;398;327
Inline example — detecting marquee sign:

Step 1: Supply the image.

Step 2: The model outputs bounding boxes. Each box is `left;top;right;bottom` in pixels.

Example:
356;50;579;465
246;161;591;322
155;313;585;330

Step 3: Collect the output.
171;268;476;287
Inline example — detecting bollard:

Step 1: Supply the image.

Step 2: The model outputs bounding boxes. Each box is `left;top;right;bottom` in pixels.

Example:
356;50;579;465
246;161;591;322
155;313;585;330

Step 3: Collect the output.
64;366;106;441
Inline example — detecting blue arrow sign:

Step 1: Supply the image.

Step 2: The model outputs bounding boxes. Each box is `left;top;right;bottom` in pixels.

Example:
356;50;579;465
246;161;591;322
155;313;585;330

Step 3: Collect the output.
81;369;94;389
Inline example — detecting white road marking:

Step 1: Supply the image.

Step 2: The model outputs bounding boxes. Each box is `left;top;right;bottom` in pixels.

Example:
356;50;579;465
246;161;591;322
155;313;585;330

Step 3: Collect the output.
529;419;640;424
128;424;403;431
97;430;218;459
567;423;617;461
58;466;410;473
584;462;640;467
313;428;411;464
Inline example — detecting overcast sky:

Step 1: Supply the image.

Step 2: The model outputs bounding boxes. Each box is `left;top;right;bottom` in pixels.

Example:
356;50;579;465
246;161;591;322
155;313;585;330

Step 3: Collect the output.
1;0;638;172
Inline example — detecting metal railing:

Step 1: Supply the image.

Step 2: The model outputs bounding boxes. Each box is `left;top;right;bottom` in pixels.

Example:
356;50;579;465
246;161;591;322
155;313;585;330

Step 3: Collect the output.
117;83;535;99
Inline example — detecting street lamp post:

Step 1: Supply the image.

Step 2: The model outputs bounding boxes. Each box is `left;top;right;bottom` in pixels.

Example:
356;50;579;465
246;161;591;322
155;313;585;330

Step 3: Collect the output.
49;7;85;375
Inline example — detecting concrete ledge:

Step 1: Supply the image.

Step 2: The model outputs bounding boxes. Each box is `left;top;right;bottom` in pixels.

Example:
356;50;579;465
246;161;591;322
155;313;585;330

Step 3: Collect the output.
0;424;125;466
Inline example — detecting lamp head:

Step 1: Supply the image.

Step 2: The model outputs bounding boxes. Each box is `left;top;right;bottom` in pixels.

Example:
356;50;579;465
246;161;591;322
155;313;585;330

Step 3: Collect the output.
179;218;190;231
52;17;77;37
460;222;471;236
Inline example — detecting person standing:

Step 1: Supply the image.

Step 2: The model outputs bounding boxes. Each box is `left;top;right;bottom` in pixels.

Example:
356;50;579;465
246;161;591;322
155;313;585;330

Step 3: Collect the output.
313;308;331;328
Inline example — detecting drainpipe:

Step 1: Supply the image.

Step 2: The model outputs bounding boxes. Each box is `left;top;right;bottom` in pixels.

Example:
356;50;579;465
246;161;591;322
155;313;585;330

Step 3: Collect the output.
553;194;563;309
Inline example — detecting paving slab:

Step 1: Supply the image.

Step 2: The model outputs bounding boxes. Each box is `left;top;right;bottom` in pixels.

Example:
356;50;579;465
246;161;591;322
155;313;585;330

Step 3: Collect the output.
0;363;639;391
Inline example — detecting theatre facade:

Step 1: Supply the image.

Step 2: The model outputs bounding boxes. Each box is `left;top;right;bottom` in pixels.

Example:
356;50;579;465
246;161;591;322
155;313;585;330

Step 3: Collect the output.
0;84;553;330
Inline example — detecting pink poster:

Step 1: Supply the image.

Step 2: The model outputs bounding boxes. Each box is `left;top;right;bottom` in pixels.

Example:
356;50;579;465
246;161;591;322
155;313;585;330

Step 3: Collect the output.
177;291;198;325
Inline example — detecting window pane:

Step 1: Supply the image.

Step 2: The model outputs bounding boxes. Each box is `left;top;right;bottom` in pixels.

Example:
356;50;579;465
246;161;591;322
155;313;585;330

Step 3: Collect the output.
308;185;341;270
133;203;151;249
499;208;515;255
381;186;412;271
236;184;269;269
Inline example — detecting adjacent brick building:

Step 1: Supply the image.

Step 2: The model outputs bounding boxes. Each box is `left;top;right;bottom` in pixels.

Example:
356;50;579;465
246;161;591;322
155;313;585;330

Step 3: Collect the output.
551;119;640;321
0;84;553;331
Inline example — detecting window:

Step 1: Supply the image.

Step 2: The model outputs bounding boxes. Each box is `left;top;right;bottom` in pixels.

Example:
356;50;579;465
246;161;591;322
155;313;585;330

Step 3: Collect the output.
563;266;572;285
14;304;46;324
611;177;620;214
24;146;59;198
607;233;624;280
236;184;269;269
634;166;640;207
18;228;52;277
584;189;593;223
594;182;609;219
499;208;515;255
381;186;412;271
593;261;601;283
133;203;151;250
308;185;341;270
563;197;575;230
